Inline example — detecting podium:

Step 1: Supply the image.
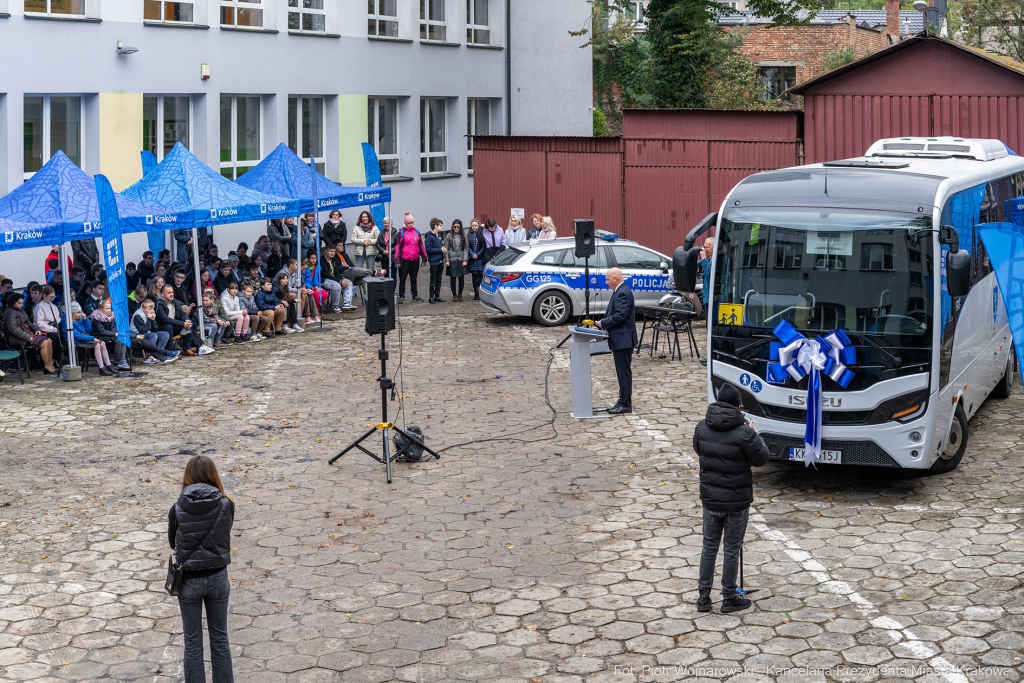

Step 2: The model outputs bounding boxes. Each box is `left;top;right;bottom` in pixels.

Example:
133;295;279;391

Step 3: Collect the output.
568;326;613;419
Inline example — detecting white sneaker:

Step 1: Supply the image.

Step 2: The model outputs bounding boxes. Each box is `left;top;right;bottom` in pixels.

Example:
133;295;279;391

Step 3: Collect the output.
293;324;305;333
281;326;296;335
198;345;215;355
250;334;263;342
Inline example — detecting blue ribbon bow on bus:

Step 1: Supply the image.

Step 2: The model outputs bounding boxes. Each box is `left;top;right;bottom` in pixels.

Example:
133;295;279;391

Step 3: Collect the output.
766;320;855;466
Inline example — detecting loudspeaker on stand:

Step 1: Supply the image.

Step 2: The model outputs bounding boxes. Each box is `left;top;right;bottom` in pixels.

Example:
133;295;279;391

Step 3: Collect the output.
364;277;396;335
574;219;595;258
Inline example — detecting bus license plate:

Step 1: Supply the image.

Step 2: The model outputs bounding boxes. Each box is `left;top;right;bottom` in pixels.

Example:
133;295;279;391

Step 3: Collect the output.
789;448;842;465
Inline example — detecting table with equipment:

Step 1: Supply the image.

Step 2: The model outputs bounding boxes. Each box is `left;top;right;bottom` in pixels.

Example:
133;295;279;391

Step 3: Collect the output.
636;304;701;361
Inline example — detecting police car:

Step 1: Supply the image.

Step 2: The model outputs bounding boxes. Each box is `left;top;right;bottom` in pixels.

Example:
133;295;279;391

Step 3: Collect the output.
479;233;674;326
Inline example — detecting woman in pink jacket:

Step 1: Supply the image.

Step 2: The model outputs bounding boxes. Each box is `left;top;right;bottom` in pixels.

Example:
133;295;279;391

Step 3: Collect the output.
396;212;428;303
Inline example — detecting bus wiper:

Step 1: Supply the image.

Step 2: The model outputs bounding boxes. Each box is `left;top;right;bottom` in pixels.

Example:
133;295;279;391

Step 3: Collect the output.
853;333;902;368
736;336;773;358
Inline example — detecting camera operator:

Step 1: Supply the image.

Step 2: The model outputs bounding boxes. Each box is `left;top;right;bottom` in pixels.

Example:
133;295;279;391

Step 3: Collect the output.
692;383;769;613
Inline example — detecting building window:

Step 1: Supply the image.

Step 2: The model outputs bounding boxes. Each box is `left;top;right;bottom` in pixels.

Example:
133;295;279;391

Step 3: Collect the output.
467;99;489;171
420;0;446;41
23;95;81;179
368;0;397;37
631;1;645;22
861;243;894;272
420;98;447;174
289;0;325;32
288;97;325;175
143;96;190;162
759;66;796;101
221;0;262;27
144;0;194;22
24;0;85;15
774;241;802;269
368;97;400;177
220;95;261;180
466;0;489;44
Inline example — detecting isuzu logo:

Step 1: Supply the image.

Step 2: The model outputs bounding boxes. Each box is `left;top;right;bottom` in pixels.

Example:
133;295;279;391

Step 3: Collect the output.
788;394;842;407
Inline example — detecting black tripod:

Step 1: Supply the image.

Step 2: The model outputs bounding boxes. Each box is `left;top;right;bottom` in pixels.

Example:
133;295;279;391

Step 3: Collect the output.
329;332;439;483
556;254;597;349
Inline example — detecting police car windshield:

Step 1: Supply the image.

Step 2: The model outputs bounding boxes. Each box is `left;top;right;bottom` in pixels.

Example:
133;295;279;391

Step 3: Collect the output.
489;246;527;267
713;208;934;347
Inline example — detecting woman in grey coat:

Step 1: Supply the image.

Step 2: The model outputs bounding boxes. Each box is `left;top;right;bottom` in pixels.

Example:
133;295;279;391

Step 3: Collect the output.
443;219;468;301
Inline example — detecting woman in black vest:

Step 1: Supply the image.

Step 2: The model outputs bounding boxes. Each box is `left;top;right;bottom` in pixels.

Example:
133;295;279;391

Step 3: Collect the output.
168;456;235;682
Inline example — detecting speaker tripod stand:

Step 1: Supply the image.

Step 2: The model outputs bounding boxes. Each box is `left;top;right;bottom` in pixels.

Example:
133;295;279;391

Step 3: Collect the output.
556;253;597;349
329;332;439;483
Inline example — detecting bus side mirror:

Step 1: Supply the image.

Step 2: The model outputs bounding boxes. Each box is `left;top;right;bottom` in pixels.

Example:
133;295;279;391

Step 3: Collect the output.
946;250;970;298
673;246;701;293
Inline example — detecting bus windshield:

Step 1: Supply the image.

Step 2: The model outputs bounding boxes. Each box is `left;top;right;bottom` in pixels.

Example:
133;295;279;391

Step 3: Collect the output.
713;208;934;348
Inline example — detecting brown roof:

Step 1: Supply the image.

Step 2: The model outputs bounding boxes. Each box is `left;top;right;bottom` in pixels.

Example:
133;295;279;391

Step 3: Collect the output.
789;34;1024;95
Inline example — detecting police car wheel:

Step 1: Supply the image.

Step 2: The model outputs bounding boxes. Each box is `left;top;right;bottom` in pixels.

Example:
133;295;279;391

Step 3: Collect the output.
533;290;571;327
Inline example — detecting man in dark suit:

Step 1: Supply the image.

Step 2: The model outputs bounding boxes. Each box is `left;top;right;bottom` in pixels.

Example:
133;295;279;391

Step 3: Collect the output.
596;267;638;415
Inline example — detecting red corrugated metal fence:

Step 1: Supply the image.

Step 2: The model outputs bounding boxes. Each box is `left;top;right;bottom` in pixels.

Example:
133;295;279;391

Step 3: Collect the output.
472;137;623;237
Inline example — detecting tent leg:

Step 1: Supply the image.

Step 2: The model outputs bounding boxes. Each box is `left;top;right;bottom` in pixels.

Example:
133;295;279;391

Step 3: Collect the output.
191;227;206;344
59;243;77;369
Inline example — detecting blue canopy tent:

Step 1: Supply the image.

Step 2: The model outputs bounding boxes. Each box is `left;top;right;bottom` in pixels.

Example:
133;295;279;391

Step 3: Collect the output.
236;143;391;213
121;143;299;231
0;152;195;369
0;151;194;242
237;143;392;290
121;142;300;344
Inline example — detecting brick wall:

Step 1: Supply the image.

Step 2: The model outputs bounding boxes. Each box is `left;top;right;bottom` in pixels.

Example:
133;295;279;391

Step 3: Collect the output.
728;21;889;86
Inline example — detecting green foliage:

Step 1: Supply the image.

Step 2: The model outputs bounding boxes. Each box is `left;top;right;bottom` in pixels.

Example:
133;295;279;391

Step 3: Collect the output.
707;50;767;109
578;0;823;123
822;45;857;72
593;107;612;136
949;0;1024;63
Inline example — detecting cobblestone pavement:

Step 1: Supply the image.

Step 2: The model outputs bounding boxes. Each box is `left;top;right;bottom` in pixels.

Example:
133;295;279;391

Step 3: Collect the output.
0;309;1022;683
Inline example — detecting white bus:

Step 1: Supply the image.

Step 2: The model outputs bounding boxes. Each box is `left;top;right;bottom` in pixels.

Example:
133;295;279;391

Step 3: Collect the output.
700;137;1024;473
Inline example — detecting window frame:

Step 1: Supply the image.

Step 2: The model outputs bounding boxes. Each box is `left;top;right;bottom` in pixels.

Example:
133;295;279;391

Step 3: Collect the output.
219;95;263;181
420;0;446;41
289;0;325;33
466;0;489;44
24;0;86;17
860;243;895;272
144;0;195;23
420;97;448;175
143;95;192;162
220;0;263;28
368;0;398;37
758;65;796;101
288;96;326;175
23;94;83;180
467;98;490;172
368;96;401;178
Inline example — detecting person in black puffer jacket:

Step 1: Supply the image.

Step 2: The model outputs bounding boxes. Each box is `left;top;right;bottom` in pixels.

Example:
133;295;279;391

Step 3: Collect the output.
692;383;769;614
168;456;236;683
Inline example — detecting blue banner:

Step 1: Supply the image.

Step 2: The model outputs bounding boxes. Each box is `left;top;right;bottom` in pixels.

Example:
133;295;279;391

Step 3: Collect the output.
310;156;321;285
95;174;132;349
977;222;1024;379
361;143;387;228
1007;197;1024;227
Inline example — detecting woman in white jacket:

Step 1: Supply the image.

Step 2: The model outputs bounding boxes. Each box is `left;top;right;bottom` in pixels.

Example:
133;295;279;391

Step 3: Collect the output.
33;285;64;351
220;282;254;342
350;211;380;271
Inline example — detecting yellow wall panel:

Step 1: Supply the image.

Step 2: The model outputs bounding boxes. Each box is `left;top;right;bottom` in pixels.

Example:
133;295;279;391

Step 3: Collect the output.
338;94;368;184
99;93;143;192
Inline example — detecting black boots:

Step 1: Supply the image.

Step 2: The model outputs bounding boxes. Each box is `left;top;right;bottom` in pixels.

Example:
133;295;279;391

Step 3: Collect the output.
721;594;752;613
696;594;711;613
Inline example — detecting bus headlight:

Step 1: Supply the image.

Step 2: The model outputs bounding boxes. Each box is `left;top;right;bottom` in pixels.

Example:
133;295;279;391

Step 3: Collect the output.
867;390;929;425
892;402;927;423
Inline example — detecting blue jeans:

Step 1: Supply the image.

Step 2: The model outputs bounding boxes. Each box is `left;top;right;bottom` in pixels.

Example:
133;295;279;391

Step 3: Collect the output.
204;323;227;345
354;252;375;270
144;331;169;351
698;507;749;598
179;568;233;683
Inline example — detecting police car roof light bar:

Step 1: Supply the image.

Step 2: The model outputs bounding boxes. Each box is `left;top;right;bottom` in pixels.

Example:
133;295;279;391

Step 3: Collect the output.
596;230;619;241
